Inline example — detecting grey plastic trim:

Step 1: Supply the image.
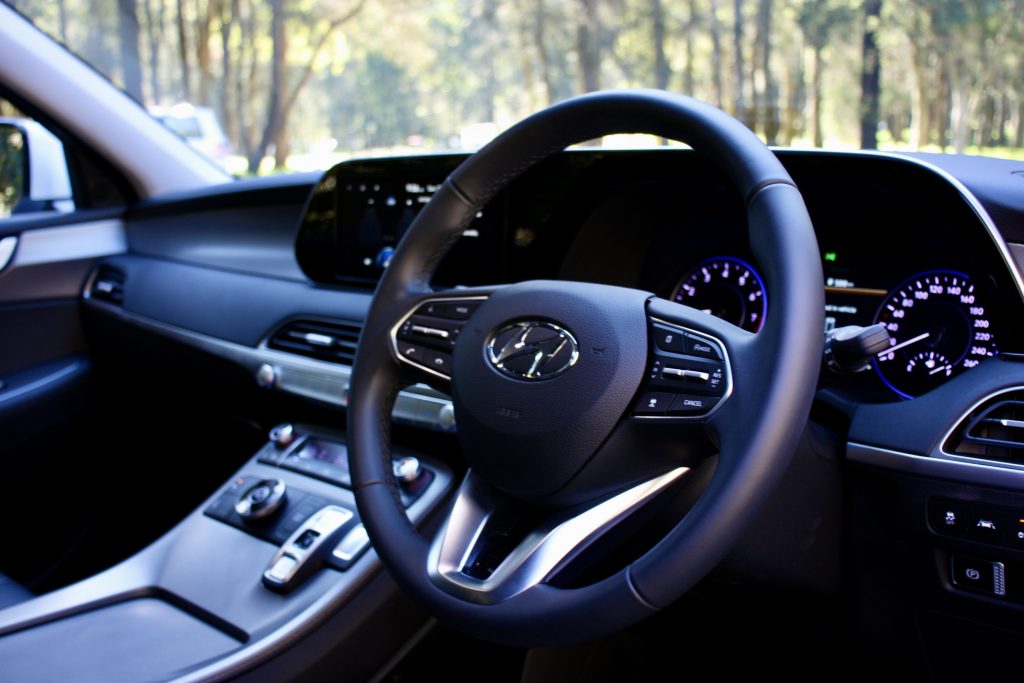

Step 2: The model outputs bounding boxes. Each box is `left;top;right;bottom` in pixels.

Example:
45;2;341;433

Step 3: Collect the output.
12;220;125;266
83;297;456;431
847;441;1024;491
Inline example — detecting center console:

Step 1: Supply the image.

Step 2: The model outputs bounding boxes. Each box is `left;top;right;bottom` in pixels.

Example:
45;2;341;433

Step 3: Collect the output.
0;421;453;682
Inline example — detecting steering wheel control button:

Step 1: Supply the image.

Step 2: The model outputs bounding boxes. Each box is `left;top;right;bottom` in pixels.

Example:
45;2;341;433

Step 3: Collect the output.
421;301;480;321
951;555;1006;596
634;392;675;415
685;335;722;360
263;505;354;593
234;479;287;520
424;350;453;375
669;394;719;415
486;320;580;381
652;325;688;354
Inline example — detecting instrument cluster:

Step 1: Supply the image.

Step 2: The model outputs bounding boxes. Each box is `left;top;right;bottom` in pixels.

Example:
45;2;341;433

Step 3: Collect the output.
668;255;1001;400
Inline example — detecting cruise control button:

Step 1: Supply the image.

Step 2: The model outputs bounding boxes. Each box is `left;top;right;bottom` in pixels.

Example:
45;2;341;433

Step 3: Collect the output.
669;394;719;415
686;335;722;359
652;326;688;354
634;392;675;415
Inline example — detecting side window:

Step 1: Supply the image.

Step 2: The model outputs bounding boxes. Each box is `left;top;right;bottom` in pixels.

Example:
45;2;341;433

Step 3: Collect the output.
0;96;74;220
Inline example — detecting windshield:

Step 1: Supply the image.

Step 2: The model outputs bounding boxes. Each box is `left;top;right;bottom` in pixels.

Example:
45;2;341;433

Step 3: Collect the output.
7;0;1023;174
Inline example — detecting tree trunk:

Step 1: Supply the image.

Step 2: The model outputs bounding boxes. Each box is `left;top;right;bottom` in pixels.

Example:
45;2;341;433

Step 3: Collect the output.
708;0;724;108
533;0;556;106
56;0;69;44
197;0;216;106
117;0;145;103
810;44;823;147
755;0;777;144
651;0;670;91
575;0;601;93
732;0;747;124
143;0;162;104
1016;101;1024;148
859;0;882;149
248;0;286;172
683;6;695;96
220;0;239;147
909;44;930;148
176;0;192;102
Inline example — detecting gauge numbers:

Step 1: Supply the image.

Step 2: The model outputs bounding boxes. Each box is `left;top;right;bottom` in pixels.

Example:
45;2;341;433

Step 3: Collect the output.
672;256;767;333
873;271;996;398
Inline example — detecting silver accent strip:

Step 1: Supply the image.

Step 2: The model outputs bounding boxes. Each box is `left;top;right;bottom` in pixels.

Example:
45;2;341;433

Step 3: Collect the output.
0;236;17;272
936;385;1024;462
12;219;125;266
427;467;688;604
389;295;489;381
634;316;733;421
83;297;455;431
847;442;1024;491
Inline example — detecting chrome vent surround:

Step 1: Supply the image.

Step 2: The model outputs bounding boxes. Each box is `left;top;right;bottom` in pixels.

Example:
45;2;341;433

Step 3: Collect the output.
267;319;361;365
89;265;126;305
944;389;1024;465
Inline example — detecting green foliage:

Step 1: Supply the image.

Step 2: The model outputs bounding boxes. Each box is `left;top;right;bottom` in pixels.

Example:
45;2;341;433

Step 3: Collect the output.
0;125;26;218
8;0;1024;170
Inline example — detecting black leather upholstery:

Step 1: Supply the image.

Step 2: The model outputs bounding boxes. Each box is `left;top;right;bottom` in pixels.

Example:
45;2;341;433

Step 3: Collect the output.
0;572;31;611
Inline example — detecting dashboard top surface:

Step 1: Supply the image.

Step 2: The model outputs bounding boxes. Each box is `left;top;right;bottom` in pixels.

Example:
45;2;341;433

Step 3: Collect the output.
291;149;1024;404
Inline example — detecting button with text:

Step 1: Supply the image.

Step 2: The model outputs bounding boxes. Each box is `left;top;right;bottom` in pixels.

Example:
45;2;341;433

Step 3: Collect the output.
669;393;719;416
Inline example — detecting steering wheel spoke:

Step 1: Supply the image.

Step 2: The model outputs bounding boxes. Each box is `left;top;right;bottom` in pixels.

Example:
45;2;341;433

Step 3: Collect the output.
427;467;689;605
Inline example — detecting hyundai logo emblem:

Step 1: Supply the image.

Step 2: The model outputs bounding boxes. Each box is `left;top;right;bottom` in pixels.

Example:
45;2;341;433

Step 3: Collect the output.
486;321;580;380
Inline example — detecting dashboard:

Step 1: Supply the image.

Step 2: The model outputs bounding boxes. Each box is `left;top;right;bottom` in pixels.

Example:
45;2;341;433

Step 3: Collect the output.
295;150;1024;403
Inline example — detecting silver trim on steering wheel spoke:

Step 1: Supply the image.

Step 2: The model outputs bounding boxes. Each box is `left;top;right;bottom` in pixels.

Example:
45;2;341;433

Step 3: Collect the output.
427;467;689;605
388;294;489;381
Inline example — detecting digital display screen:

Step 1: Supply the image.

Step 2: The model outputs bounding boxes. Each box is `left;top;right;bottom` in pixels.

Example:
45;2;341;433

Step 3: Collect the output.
290;438;349;472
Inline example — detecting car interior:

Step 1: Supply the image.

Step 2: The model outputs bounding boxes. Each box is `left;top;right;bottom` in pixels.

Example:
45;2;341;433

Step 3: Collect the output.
4;3;1024;682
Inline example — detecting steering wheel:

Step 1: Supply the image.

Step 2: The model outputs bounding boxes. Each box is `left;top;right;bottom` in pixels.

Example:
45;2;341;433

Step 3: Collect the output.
348;90;823;646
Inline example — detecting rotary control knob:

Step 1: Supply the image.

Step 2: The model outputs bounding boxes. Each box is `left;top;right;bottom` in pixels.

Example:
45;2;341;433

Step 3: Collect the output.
269;423;296;449
235;478;287;520
392;456;422;487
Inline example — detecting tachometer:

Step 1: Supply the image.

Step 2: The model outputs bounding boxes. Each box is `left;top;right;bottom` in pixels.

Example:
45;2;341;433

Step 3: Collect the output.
672;256;766;332
873;270;997;398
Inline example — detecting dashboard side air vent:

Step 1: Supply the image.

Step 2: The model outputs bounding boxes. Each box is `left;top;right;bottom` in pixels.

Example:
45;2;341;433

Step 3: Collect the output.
944;389;1024;465
89;265;126;305
267;319;362;365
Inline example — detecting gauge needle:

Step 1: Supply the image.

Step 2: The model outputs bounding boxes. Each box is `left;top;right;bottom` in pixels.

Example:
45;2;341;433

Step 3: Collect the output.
929;364;952;375
878;332;930;357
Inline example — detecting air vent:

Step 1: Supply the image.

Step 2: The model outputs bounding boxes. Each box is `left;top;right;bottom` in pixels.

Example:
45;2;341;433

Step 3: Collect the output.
944;389;1024;465
89;266;125;305
267;319;361;365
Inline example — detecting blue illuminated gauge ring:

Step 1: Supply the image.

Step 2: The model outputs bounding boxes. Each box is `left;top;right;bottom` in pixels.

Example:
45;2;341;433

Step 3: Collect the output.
671;256;768;333
871;269;998;399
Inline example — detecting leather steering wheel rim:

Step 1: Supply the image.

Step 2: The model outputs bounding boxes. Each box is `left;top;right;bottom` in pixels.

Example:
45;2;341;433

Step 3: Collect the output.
348;89;824;646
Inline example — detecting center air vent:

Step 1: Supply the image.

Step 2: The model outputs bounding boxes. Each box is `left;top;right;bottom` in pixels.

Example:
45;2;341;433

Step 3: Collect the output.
944;389;1024;465
267;319;361;365
89;265;126;305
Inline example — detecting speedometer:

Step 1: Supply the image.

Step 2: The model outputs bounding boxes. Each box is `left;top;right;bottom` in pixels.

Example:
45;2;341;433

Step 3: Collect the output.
672;256;766;332
873;270;997;398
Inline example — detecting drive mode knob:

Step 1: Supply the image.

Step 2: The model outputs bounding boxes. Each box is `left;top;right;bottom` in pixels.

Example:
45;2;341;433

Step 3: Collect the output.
269;423;296;449
235;478;287;520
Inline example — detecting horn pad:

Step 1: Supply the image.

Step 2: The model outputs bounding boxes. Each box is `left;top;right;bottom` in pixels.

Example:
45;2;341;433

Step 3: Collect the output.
451;280;650;499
